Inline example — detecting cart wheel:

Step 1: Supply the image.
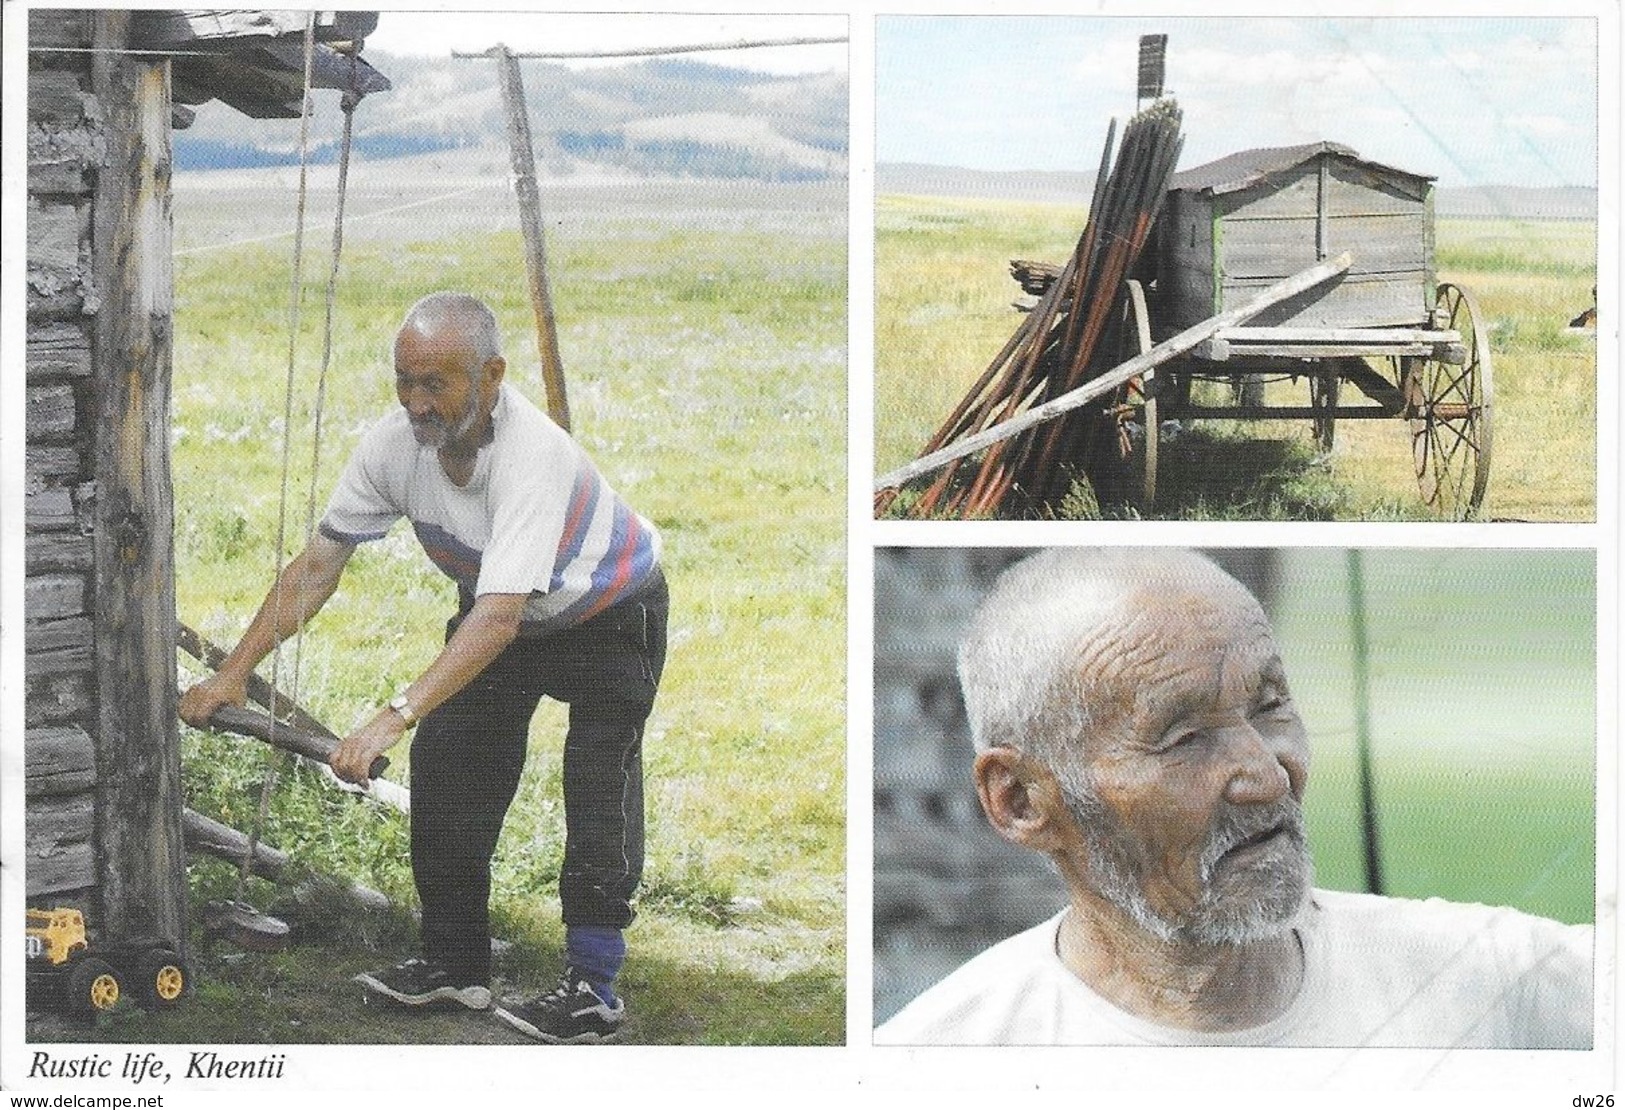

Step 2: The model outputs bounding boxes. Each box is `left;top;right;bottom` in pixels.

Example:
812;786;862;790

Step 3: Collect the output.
1118;279;1157;508
1407;283;1494;518
134;948;190;1010
64;957;121;1021
1310;370;1339;454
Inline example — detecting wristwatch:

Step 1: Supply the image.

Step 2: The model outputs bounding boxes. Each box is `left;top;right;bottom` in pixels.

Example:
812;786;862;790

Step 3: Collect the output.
388;692;418;729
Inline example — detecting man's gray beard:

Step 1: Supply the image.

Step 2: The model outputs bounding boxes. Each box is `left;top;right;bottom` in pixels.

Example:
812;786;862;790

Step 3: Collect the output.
1062;783;1313;946
412;389;483;448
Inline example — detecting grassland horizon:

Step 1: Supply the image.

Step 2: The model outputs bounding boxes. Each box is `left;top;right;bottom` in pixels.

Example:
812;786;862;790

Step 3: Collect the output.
874;192;1597;522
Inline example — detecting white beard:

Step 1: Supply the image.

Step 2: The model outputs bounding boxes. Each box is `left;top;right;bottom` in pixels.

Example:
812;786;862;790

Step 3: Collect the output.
1065;786;1313;946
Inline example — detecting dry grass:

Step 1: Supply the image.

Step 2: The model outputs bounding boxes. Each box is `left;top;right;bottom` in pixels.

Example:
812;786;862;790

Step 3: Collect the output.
874;197;1597;521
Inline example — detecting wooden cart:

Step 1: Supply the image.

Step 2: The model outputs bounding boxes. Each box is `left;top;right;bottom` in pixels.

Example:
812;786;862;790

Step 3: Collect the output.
1111;142;1492;518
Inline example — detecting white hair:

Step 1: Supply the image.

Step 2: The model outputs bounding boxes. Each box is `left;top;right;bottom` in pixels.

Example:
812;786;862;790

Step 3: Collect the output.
399;291;503;372
956;548;1260;790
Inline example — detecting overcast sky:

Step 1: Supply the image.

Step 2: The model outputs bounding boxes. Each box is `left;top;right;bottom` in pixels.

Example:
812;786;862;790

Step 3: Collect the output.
366;11;848;75
877;17;1597;188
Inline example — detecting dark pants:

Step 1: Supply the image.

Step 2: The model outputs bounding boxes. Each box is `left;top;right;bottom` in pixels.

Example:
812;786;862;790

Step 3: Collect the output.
409;568;668;984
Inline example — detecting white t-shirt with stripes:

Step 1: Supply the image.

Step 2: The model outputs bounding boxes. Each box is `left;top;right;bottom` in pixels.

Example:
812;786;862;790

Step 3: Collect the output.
320;383;661;632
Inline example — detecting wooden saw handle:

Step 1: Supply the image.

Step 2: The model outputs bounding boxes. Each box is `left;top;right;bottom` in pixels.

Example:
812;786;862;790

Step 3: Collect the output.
204;703;390;781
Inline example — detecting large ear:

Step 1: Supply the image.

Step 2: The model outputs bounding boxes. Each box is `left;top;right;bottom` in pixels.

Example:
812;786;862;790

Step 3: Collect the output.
973;747;1070;853
482;354;507;387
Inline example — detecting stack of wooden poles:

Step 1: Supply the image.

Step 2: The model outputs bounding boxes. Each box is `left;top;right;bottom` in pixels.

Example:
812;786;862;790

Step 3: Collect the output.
878;99;1184;518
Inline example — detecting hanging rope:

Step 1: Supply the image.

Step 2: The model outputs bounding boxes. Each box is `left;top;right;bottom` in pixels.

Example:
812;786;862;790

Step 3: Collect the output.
290;46;362;700
236;15;359;901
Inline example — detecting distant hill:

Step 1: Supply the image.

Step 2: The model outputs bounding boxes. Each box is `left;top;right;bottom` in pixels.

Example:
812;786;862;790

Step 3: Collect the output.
174;54;847;183
1433;185;1597;221
878;163;1095;206
878;161;1597;221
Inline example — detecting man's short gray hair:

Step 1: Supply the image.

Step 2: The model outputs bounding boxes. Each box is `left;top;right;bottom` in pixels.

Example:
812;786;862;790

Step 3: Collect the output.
956;548;1255;790
400;291;503;372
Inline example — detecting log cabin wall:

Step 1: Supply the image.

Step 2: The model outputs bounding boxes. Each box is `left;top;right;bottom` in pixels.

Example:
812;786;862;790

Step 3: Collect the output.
873;548;1279;1024
26;8;113;917
24;9;384;950
26;9;187;948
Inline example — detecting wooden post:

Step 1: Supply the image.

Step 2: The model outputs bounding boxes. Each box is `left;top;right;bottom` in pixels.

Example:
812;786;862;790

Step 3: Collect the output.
492;44;571;431
90;11;187;951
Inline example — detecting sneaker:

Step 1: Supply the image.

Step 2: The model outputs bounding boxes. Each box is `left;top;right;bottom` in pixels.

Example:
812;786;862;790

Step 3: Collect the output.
354;958;491;1010
493;971;626;1043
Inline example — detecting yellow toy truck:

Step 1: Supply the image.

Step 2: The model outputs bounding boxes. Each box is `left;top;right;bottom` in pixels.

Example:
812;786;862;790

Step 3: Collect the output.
26;908;189;1021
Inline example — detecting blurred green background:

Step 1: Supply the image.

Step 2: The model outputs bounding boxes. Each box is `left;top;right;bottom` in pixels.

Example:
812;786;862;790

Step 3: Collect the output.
1273;548;1596;925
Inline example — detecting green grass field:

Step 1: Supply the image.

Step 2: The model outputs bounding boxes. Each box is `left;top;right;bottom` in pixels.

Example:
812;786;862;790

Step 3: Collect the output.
874;195;1597;521
1276;549;1595;924
74;172;848;1045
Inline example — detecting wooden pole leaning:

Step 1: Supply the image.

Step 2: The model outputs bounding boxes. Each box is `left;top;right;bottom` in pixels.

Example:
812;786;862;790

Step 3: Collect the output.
492;44;571;431
200;702;389;782
873;251;1354;495
182;809;391;912
177;622;411;812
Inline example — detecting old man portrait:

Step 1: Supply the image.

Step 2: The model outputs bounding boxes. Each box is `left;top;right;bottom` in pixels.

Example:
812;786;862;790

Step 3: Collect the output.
875;548;1593;1048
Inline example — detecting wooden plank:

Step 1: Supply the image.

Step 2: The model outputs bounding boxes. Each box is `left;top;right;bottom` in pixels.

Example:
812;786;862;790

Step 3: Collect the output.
1325;213;1428;273
27;725;97;797
26;795;97;897
1216;325;1456;344
27;385;77;440
1219;215;1320;278
27;673;94;726
874;252;1354;492
26;574;86;620
26;442;83;481
26;488;76;529
27;532;94;574
28;9;93;49
29;71;90;126
91;10;187;950
1219;162;1317;220
26;199;85;272
1174;404;1398;421
29;162;91;197
133;10;378;48
1329;157;1431;204
1223;272;1426;329
1215;157;1428;220
1325;169;1426;213
28;286;87;322
27;444;84;481
1161;191;1216;330
27;617;95;678
1197;343;1430;360
1221;215;1428;278
28;322;93;381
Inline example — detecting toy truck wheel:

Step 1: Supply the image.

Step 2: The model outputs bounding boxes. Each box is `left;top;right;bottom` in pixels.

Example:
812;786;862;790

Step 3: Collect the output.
134;948;189;1010
65;957;121;1020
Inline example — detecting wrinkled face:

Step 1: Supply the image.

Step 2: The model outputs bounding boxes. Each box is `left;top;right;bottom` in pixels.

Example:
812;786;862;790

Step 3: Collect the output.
394;327;491;449
1060;587;1312;945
